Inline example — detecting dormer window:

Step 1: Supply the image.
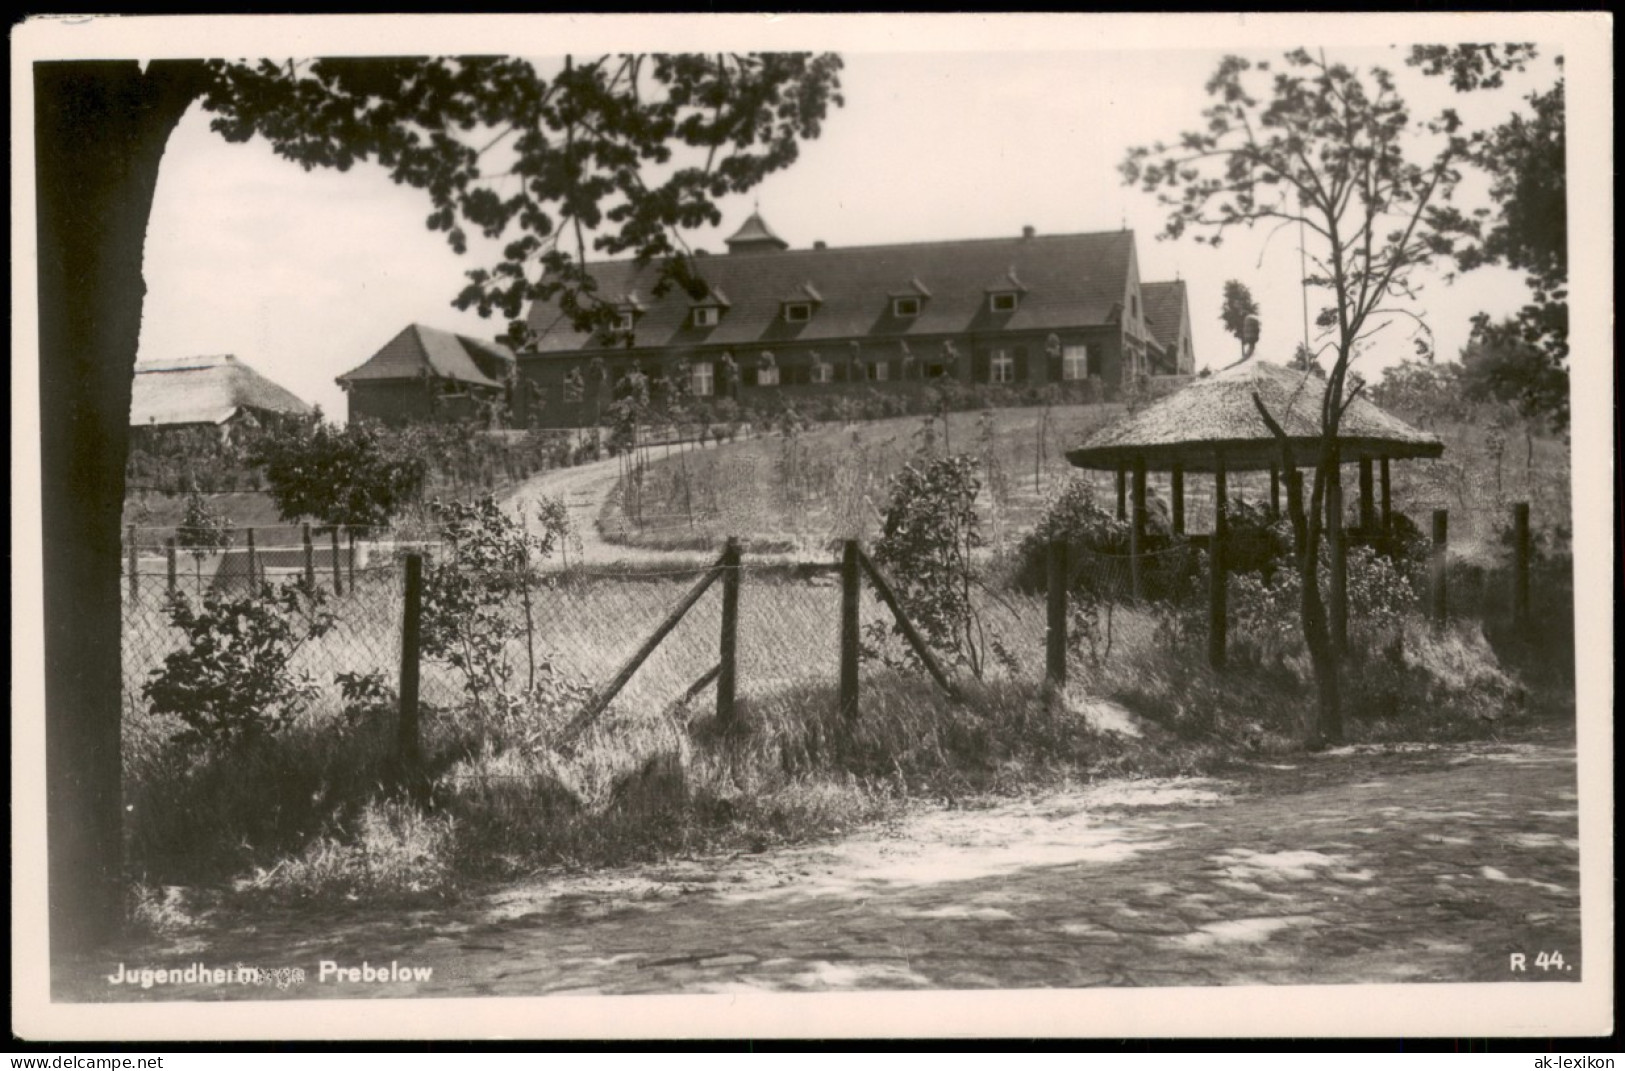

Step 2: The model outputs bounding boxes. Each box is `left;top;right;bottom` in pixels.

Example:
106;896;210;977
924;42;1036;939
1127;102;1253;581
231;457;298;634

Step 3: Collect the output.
784;302;813;323
692;306;720;328
612;309;638;333
989;292;1019;313
892;296;922;318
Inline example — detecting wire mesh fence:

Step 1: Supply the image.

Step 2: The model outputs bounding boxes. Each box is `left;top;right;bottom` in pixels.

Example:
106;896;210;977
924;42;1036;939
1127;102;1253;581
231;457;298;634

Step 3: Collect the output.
120;494;1558;771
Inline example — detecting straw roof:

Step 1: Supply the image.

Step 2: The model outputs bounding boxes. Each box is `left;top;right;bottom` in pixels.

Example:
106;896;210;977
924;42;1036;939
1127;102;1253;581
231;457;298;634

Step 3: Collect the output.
130;355;312;428
1065;359;1443;473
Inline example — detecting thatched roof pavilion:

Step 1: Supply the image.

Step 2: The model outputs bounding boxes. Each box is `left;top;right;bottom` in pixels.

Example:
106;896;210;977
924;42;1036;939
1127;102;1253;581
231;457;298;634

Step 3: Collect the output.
1061;360;1445;669
1065;359;1442;473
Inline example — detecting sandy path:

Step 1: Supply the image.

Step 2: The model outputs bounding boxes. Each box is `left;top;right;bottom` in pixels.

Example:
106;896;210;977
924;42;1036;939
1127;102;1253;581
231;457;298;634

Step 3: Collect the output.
64;738;1583;1000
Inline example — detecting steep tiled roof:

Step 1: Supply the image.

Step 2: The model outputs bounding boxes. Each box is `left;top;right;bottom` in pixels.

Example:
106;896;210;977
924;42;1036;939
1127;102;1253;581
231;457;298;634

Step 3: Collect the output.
1140;280;1189;351
130;354;312;427
525;230;1137;355
337;324;515;388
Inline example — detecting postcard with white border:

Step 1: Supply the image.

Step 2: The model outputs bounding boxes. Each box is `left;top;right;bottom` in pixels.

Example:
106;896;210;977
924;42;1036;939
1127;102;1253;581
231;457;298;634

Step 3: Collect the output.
11;12;1614;1042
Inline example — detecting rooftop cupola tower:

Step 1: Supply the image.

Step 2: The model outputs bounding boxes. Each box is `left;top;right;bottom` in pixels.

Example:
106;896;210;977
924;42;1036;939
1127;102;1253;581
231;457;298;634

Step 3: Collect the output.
724;209;790;254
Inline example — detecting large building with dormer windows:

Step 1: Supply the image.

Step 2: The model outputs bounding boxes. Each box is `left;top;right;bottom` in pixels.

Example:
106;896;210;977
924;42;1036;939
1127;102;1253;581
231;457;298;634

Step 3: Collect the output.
343;213;1198;429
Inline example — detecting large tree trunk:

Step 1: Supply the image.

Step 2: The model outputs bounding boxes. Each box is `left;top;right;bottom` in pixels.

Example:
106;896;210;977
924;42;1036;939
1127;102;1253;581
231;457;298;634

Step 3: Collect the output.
36;60;205;957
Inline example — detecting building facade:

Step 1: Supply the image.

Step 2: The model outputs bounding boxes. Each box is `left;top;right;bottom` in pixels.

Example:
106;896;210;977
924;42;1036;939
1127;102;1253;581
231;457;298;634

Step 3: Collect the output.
512;215;1196;428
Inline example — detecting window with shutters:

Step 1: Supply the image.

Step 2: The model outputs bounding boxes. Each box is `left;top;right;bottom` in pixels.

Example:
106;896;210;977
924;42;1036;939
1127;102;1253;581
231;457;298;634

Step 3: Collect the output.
1062;344;1090;380
990;349;1015;384
691;362;714;397
758;366;780;387
867;362;888;382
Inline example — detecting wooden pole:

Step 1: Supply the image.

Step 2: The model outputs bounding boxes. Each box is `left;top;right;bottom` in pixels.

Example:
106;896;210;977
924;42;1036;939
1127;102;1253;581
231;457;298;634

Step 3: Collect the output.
165;538;177;595
302;523;315;590
1380;458;1393;533
1130;457;1146;602
1287;471;1306;556
1358;458;1376;532
717;537;741;729
398;553;424;772
245;528;258;590
1430;509;1449;626
1046;538;1067;695
1171;465;1185;536
1512;502;1531;630
330;527;344;596
840;540;862;721
1269;466;1281;520
1208;457;1227;669
126;524;137;601
1115;465;1127;521
348;528;357;592
857;548;959;700
1328;463;1347;653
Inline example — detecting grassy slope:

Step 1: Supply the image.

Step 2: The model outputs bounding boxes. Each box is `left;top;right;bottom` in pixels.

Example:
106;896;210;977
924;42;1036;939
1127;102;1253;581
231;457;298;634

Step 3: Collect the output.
602;405;1129;553
605;402;1573;561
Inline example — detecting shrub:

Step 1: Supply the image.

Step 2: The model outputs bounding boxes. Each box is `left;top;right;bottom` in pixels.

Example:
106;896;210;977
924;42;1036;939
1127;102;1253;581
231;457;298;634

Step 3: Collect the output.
143;580;336;753
419;494;591;741
865;453;1013;679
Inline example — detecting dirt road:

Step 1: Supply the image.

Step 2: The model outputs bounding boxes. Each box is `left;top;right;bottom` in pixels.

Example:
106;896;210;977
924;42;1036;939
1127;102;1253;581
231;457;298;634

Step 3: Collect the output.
66;737;1582;1000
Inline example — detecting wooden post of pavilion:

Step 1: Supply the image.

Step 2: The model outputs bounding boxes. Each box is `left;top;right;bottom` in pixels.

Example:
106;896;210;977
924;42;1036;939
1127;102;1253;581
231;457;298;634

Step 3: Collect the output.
1358;458;1376;532
1130;457;1147;602
1379;458;1393;532
1207;453;1227;670
1171;465;1185;536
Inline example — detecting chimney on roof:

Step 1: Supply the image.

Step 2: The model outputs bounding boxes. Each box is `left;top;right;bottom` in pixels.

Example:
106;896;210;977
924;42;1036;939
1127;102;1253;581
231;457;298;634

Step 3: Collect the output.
1022;225;1036;239
814;240;827;250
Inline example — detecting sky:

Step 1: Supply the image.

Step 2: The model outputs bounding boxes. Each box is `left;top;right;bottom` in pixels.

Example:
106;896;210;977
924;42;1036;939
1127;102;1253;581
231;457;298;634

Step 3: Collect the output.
132;20;1566;420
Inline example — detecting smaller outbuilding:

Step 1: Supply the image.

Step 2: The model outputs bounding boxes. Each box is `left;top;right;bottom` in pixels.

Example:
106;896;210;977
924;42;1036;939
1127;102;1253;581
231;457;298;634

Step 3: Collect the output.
336;323;518;427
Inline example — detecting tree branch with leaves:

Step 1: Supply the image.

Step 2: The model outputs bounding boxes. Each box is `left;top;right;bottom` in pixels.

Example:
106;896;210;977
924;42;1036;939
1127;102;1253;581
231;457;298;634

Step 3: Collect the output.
1123;47;1499;747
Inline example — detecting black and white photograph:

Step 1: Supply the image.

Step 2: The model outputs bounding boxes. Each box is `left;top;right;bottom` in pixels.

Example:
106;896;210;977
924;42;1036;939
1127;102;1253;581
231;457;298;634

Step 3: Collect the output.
11;12;1613;1042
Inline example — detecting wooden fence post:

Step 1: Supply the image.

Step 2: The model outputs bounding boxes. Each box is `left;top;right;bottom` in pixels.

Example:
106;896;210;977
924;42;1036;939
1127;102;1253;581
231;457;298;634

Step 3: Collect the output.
1115;465;1127;521
1328;463;1347;654
840;539;861;723
398;553;424;772
126;525;138;601
1208;458;1227;669
330;527;344;596
245;528;258;590
348;527;357;592
1269;466;1281;520
1430;509;1449;626
1512;502;1531;630
165;538;177;595
1046;538;1068;696
302;523;316;590
717;537;741;729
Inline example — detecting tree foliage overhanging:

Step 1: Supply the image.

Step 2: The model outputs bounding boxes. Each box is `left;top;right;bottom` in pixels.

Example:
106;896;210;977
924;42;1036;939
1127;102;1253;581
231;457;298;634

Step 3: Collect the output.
201;53;845;347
